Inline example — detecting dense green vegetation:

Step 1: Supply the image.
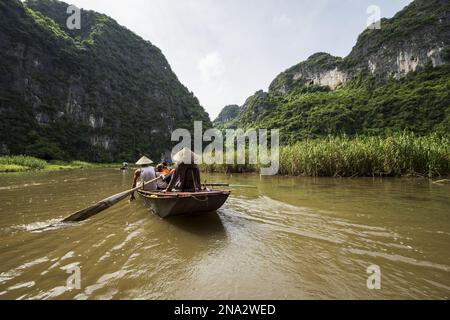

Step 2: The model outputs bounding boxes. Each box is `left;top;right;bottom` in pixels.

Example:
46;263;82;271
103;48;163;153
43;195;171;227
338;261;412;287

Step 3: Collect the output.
0;155;118;172
0;0;210;163
2;0;449;177
347;0;450;66
4;134;448;177
0;155;47;171
201;133;450;178
215;0;450;144
268;53;343;93
237;64;450;144
213;105;241;129
278;133;449;177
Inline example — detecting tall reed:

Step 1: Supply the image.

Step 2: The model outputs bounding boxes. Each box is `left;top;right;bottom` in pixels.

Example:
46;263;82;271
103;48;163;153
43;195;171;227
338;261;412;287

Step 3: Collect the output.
201;133;449;177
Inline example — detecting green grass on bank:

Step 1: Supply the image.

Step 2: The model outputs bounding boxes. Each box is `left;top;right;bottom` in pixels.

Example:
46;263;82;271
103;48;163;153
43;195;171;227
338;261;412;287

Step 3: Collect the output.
0;155;47;171
2;133;449;177
201;133;450;178
278;133;449;177
0;156;119;173
0;164;30;172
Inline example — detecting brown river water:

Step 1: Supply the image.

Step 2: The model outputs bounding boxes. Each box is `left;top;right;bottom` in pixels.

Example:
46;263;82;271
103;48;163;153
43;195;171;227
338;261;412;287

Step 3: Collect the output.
0;169;449;300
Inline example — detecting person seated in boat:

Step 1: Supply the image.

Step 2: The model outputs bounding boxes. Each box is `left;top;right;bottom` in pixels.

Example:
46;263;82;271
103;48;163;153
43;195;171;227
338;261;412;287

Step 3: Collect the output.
155;164;169;190
130;156;159;201
155;162;176;183
163;167;176;183
164;148;201;192
162;161;171;172
160;162;173;175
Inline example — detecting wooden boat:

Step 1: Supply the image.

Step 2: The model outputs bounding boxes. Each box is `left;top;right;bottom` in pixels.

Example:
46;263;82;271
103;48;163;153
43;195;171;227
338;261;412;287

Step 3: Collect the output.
137;189;231;218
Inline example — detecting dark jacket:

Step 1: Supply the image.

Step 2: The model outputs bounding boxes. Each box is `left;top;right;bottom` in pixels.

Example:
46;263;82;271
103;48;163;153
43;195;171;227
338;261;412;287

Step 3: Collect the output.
166;164;201;192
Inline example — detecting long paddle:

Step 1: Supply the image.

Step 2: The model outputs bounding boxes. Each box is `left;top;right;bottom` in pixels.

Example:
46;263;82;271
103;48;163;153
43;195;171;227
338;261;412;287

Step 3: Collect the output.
202;183;256;188
62;176;161;223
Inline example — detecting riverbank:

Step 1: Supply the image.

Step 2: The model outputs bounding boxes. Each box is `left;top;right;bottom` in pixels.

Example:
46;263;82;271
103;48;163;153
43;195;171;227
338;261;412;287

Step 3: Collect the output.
3;133;448;177
0;156;119;173
201;133;450;178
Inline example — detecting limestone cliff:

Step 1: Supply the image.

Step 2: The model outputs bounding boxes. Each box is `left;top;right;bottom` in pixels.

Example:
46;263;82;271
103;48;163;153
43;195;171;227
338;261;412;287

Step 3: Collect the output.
0;0;210;161
268;0;450;95
269;53;348;95
213;105;240;129
214;0;450;138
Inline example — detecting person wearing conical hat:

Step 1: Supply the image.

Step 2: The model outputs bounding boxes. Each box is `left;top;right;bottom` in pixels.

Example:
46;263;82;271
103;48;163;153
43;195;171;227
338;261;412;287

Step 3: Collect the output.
164;148;201;192
130;156;159;201
172;147;199;165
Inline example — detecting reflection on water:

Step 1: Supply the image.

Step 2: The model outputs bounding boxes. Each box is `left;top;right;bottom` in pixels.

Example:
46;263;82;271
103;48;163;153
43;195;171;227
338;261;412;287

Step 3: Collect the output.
0;169;449;299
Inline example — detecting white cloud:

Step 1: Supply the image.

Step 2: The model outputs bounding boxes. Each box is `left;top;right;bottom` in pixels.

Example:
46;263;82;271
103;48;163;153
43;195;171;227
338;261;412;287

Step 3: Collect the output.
198;52;226;82
273;14;293;26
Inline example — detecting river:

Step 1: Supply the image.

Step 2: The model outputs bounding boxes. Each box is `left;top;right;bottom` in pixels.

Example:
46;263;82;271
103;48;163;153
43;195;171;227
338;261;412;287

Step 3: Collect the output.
0;169;449;299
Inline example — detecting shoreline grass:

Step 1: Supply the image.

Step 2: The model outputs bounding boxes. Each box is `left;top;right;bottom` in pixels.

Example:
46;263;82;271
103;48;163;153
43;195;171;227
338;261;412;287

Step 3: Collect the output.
2;133;449;177
201;133;450;178
278;133;449;178
0;156;119;173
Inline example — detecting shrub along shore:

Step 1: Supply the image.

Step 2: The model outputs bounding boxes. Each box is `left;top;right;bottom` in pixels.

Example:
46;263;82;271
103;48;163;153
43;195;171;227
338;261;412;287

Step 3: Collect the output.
2;133;449;177
0;155;119;173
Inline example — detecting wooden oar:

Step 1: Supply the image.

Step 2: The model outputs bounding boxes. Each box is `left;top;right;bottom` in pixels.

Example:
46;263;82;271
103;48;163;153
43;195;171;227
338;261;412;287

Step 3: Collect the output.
202;183;256;188
62;176;160;223
432;179;450;185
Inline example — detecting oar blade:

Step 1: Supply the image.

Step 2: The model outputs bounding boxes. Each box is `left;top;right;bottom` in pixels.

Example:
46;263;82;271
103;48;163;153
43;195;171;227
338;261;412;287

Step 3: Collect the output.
60;176;162;223
62;189;135;223
63;202;110;223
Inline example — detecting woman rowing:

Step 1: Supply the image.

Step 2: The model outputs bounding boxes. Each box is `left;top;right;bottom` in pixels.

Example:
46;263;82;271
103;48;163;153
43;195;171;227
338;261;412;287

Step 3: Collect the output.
130;156;159;201
164;148;201;193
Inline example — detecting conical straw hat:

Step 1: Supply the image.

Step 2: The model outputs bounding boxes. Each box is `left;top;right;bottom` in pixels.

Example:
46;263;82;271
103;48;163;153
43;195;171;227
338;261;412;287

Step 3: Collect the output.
135;156;153;165
172;148;198;164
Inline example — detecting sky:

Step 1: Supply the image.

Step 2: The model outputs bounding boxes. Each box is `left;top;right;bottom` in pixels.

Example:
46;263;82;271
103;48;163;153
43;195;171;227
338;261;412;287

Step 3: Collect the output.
64;0;412;119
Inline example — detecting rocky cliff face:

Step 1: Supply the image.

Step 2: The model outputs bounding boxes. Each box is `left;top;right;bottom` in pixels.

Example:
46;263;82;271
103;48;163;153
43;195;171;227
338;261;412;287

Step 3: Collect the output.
213;105;240;129
0;0;210;161
268;0;450;95
214;0;450;137
347;0;450;79
269;53;348;94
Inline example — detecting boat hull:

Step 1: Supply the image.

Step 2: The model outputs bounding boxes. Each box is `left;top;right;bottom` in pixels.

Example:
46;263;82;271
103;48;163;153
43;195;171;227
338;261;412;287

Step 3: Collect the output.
137;190;230;218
